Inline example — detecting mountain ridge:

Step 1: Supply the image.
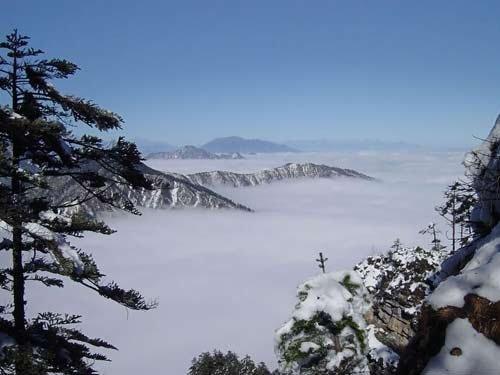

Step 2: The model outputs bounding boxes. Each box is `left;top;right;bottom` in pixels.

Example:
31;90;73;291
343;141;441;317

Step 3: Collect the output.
147;145;244;160
51;162;253;216
186;162;374;187
202;136;298;154
52;162;374;216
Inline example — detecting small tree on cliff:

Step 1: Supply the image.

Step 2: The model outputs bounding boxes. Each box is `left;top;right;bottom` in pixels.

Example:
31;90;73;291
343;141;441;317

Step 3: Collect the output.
0;30;155;374
419;223;445;252
436;180;477;250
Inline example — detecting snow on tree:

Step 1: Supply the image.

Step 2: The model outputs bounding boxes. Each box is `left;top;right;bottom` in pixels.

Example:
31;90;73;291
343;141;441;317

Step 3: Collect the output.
390;239;402;253
187;350;272;375
0;30;156;374
275;271;371;375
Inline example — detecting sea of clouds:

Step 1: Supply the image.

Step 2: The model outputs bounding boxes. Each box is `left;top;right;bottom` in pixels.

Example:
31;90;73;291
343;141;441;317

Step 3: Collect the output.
24;149;468;374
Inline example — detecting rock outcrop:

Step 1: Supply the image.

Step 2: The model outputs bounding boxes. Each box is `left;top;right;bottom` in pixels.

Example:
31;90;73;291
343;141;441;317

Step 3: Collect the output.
355;244;451;354
397;116;500;374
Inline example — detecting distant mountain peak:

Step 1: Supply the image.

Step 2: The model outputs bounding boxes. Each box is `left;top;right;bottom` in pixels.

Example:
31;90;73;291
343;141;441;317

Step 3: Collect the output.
202;136;298;154
146;145;244;160
131;137;177;155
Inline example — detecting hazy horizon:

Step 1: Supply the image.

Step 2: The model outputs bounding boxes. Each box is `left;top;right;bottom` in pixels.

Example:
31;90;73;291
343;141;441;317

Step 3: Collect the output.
132;135;475;155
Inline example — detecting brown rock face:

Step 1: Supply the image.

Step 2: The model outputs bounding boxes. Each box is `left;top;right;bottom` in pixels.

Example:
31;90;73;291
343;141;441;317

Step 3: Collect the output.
397;294;500;374
367;298;415;352
355;245;451;359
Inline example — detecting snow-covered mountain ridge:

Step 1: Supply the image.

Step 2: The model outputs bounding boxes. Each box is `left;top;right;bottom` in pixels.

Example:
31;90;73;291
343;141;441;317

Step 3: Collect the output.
52;162;373;216
51;163;252;216
186;162;374;187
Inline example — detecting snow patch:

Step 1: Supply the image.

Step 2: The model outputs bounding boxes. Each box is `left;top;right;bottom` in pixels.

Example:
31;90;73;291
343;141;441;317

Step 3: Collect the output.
428;223;500;309
423;319;500;375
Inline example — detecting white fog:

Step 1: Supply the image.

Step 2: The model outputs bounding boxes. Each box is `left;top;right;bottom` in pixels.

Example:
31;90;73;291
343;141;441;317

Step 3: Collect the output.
24;150;467;374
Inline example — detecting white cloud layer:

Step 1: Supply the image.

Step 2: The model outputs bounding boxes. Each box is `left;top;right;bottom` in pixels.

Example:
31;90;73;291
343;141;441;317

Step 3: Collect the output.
22;150;466;374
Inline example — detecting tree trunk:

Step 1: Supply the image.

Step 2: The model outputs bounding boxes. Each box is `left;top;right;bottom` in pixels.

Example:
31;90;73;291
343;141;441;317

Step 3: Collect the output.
11;46;29;375
452;193;456;252
12;146;28;374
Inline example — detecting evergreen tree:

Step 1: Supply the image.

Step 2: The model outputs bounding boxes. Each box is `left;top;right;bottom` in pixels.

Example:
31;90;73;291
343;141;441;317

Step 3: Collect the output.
0;30;156;374
188;350;272;375
435;180;477;249
315;252;328;273
419;223;445;252
390;238;402;253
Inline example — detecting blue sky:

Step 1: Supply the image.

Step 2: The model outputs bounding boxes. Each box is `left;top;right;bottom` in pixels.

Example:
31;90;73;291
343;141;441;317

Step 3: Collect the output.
2;1;500;147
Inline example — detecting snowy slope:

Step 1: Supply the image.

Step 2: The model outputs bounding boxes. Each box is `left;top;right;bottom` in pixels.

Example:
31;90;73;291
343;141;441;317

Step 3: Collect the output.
428;223;500;310
423;319;500;375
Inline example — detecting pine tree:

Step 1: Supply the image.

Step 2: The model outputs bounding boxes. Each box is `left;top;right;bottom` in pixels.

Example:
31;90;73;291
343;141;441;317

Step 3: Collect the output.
435;180;477;249
0;30;156;374
188;351;271;375
390;238;402;252
419;223;445;252
315;252;328;273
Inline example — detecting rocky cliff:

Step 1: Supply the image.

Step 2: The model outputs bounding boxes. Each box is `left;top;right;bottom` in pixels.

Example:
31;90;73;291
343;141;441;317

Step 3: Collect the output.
353;242;451;374
397;116;500;374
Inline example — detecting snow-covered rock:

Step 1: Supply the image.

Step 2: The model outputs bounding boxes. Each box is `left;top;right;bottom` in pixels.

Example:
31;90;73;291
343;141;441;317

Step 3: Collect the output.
354;243;450;373
275;243;450;374
423;318;500;375
428;223;500;310
356;243;451;350
465;114;500;232
398;116;500;374
187;163;374;188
